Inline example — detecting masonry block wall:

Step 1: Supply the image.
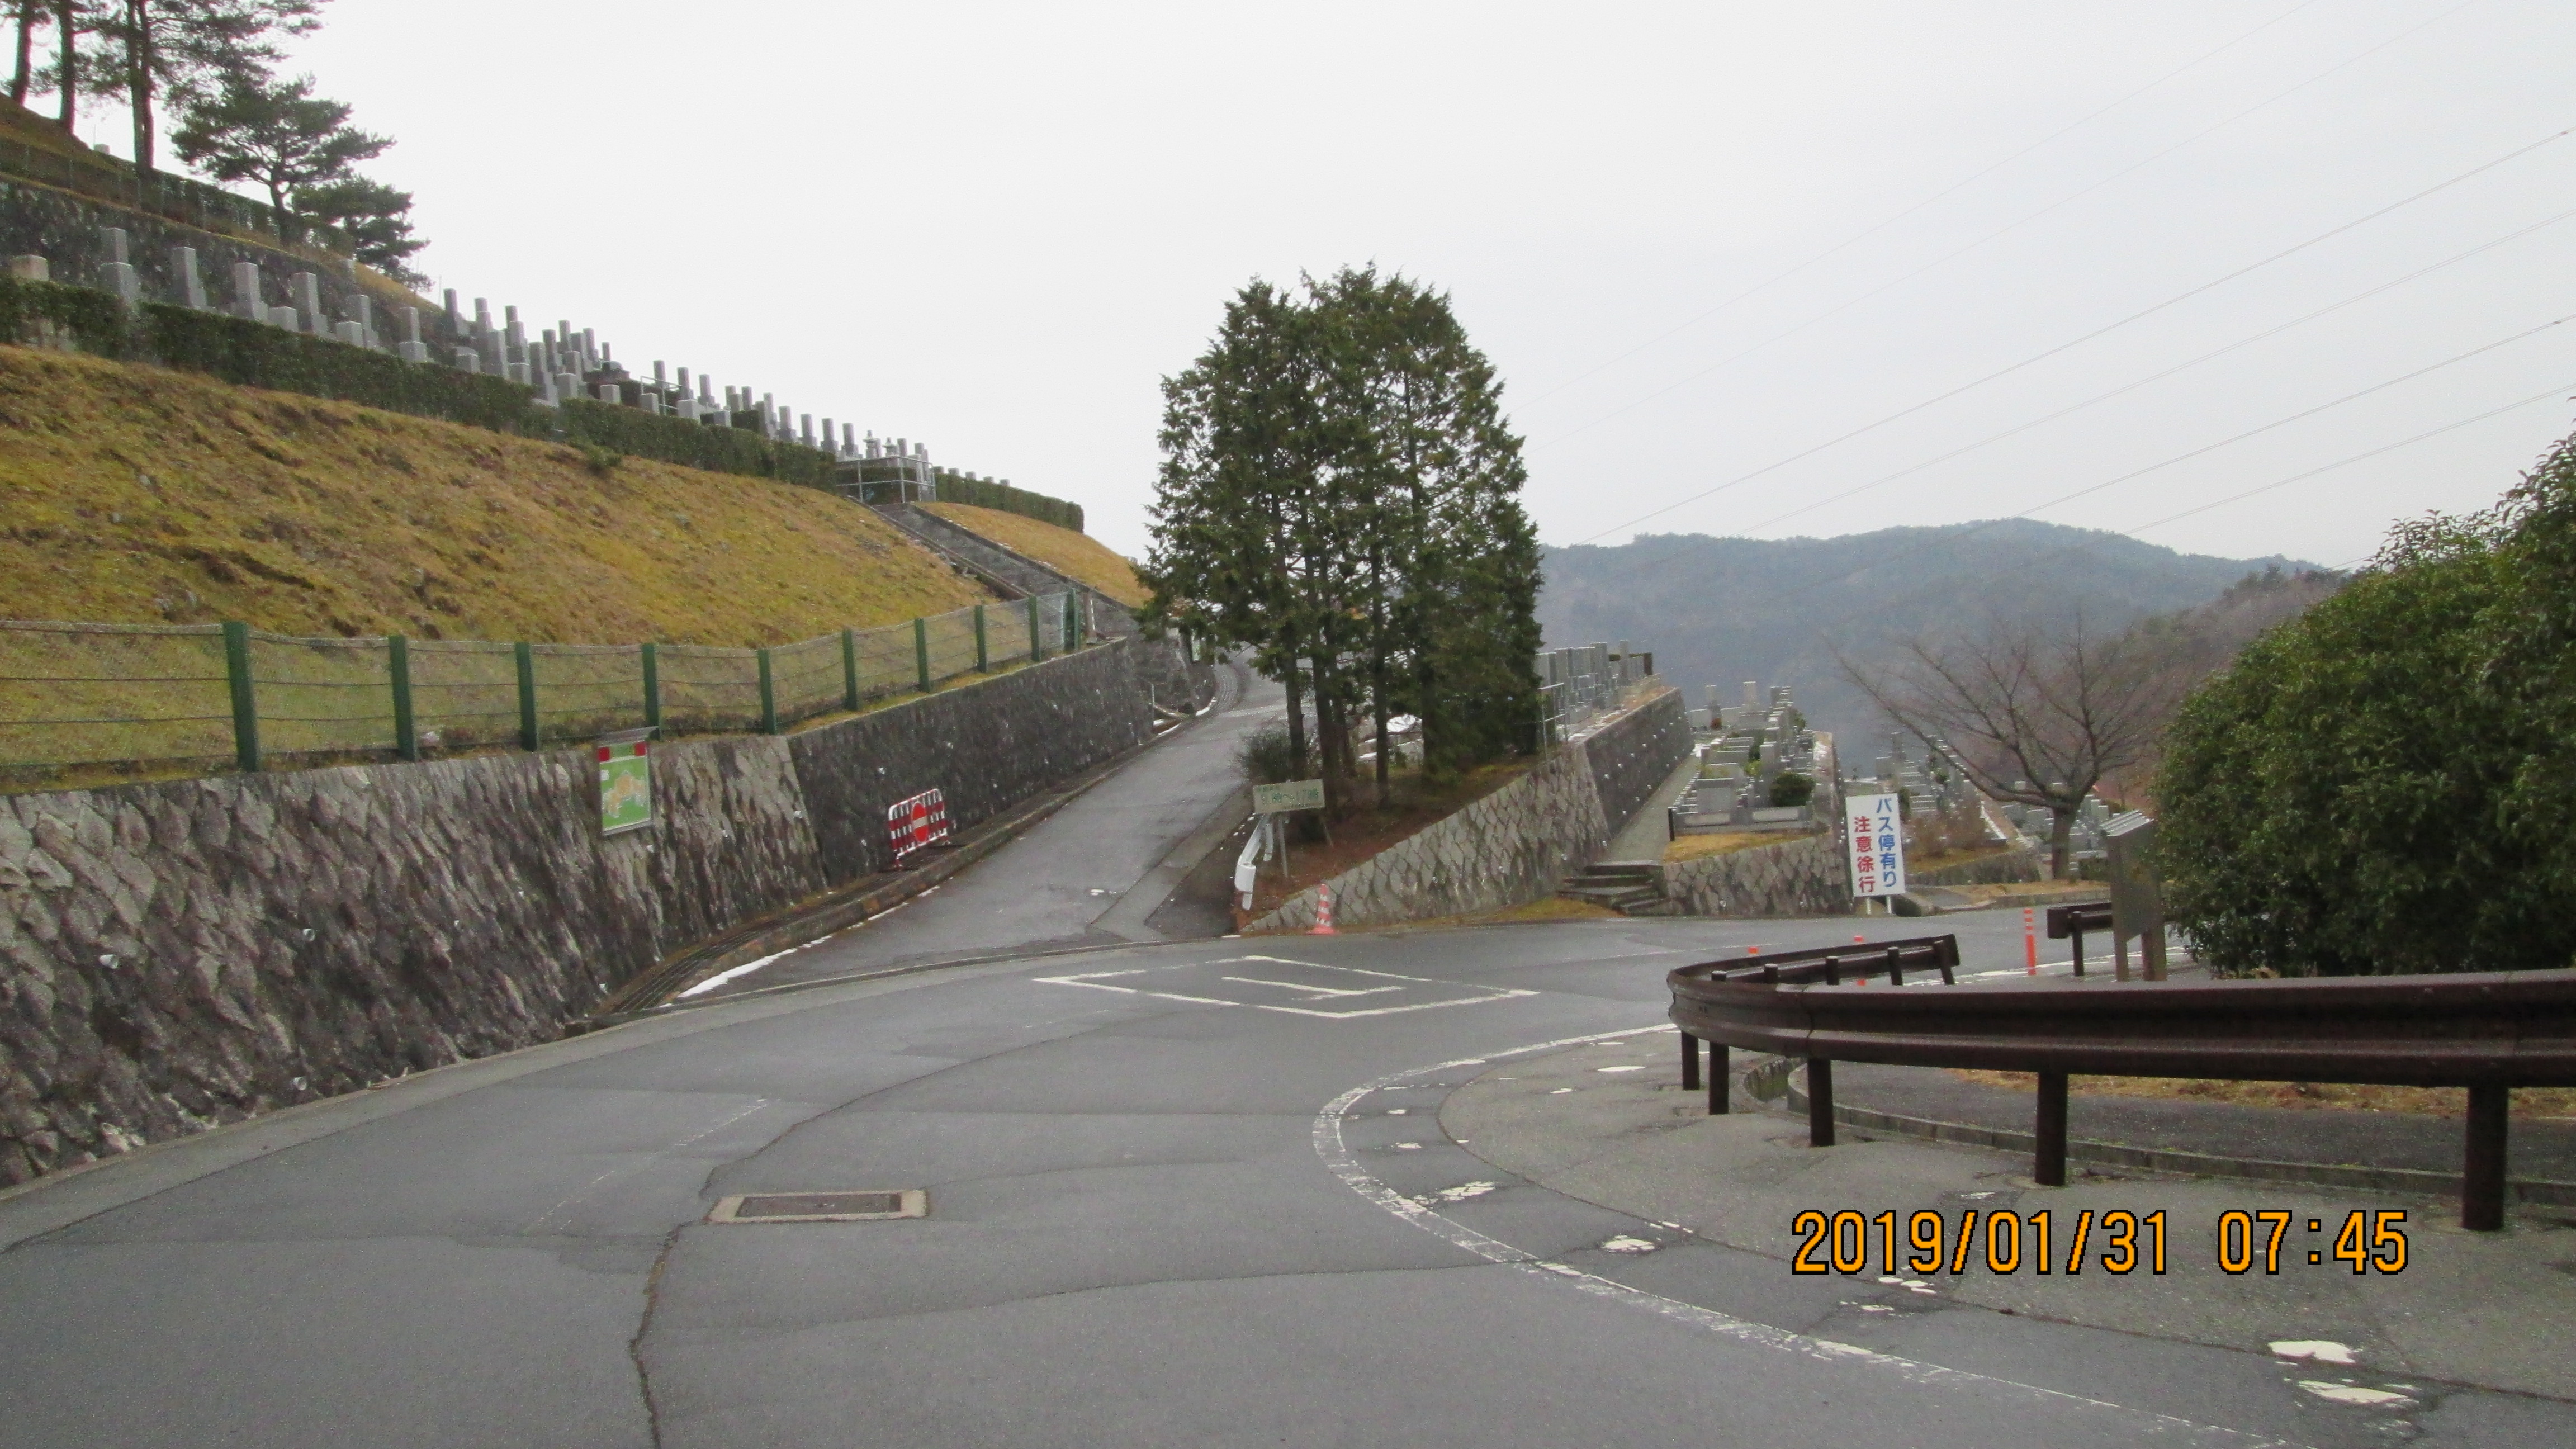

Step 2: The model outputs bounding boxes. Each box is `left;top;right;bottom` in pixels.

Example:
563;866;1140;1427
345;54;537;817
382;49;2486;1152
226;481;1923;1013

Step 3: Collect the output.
0;637;1176;1186
1247;687;1689;933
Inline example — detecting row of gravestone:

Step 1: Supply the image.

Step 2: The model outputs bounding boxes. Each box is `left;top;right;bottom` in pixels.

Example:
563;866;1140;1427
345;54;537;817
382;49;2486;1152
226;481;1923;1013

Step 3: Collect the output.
4;223;976;479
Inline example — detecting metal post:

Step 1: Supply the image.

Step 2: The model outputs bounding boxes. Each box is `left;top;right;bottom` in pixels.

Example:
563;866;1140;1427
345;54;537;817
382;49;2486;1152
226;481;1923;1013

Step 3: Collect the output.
2072;923;2086;978
840;628;860;711
389;634;417;761
1885;944;1903;987
973;604;988;671
913;617;931;692
221;621;260;773
2035;1071;2068;1187
1064;591;1079;648
1806;1059;1835;1147
757;647;779;734
1709;1041;1730;1115
1028;595;1044;662
513;642;540;750
1679;1033;1701;1091
2463;1085;2509;1230
641;642;662;731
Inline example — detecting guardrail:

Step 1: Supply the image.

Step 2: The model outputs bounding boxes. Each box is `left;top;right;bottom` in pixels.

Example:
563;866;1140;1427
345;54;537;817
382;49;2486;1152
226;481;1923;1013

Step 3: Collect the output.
1668;936;2576;1229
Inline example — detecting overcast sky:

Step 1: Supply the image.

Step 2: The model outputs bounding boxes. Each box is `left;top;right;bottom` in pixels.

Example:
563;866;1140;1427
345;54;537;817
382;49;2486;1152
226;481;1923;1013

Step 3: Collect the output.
94;2;2576;566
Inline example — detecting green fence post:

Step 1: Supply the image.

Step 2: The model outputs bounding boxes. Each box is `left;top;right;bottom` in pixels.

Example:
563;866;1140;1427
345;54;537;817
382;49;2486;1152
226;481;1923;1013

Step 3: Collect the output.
221;621;260;773
1027;596;1044;663
389;634;418;761
840;628;860;711
974;604;989;672
514;641;539;750
914;617;932;693
641;642;662;731
757;647;779;734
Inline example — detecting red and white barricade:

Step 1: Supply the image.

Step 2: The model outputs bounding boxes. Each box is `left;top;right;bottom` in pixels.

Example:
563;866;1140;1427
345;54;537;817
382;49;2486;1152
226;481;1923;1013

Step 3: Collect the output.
887;788;951;864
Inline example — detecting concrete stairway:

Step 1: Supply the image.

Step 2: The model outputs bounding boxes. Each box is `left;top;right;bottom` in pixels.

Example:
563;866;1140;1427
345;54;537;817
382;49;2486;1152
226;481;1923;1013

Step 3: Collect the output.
1558;861;1673;916
869;501;1139;639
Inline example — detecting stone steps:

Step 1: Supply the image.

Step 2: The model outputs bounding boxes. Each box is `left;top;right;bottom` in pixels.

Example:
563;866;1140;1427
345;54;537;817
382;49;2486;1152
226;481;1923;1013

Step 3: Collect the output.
1559;861;1669;915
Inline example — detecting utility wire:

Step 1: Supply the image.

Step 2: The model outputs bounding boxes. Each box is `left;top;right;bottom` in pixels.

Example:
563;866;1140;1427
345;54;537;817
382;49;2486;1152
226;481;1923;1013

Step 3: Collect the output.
1566;119;2573;546
1768;372;2576;612
1537;0;2486;456
1519;0;2324;408
1740;204;2576;536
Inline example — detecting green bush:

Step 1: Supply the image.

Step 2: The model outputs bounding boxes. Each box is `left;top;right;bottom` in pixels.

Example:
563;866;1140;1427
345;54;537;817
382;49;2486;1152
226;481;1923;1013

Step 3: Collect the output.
1768;770;1815;808
935;467;1084;533
1;273;842;490
2157;425;2576;975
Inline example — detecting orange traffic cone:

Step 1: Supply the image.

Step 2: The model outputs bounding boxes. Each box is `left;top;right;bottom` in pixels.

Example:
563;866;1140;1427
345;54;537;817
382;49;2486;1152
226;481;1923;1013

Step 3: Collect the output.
1310;882;1338;935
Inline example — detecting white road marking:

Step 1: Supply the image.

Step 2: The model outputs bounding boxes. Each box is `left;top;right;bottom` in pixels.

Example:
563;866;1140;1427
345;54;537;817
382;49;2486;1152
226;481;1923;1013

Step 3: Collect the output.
1035;958;1536;1018
2269;1341;2356;1365
1314;1030;2305;1449
2296;1383;2412;1408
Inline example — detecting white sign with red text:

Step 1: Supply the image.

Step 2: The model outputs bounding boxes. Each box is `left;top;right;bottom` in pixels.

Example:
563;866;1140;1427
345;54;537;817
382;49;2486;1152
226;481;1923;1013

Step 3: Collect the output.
1846;792;1906;899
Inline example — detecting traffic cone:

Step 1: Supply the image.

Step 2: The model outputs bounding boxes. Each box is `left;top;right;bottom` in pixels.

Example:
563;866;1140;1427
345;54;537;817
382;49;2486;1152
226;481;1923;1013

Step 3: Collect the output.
2025;907;2039;976
1310;882;1337;935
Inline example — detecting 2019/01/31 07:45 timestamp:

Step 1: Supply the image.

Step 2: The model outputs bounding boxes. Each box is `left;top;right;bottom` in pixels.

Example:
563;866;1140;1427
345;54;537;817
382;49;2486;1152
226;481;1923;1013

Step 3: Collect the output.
1789;1208;2411;1276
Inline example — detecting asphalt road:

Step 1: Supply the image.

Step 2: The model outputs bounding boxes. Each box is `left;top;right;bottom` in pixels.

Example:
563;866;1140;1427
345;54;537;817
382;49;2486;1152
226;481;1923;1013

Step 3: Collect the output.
5;906;2564;1447
4;693;2566;1447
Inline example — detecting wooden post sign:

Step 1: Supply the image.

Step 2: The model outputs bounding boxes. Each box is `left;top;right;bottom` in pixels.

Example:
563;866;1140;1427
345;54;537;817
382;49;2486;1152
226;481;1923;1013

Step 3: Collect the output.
597;727;655;836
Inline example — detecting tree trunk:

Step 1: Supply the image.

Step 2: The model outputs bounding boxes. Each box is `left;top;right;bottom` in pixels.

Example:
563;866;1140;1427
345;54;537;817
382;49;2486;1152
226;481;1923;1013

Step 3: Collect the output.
51;0;71;129
125;0;153;178
2048;803;2075;881
10;3;34;106
1281;638;1308;783
1371;659;1390;803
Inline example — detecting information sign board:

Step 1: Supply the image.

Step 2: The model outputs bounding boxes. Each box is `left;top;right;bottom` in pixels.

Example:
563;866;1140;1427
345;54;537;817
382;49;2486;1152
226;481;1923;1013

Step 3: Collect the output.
1845;792;1906;898
1253;779;1326;814
598;732;654;836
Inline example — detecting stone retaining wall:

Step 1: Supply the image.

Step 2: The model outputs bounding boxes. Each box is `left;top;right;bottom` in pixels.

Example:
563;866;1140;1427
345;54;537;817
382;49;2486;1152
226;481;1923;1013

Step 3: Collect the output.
1247;688;1688;933
0;637;1177;1186
1659;831;1852;917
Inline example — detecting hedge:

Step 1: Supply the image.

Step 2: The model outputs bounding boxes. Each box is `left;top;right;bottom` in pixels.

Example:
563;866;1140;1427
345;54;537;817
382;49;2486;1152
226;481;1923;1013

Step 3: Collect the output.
934;468;1084;533
0;273;840;487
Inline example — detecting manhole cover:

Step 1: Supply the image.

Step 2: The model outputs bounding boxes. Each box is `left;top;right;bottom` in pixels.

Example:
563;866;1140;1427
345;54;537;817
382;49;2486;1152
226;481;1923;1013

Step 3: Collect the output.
709;1189;927;1223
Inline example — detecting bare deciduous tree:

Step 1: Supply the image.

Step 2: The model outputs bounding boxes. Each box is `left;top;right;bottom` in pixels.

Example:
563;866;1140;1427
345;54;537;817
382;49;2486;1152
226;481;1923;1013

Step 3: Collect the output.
1838;614;2179;879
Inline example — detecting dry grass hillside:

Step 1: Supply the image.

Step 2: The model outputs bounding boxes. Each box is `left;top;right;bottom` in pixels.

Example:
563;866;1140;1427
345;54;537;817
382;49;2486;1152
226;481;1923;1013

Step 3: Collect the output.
0;347;993;645
926;501;1148;608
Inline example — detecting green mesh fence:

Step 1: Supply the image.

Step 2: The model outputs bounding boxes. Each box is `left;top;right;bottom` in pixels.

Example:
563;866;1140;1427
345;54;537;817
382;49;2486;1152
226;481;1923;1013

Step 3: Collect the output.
528;644;646;744
770;633;847;726
408;640;522;751
0;621;231;770
0;595;1104;789
655;643;764;736
248;631;394;757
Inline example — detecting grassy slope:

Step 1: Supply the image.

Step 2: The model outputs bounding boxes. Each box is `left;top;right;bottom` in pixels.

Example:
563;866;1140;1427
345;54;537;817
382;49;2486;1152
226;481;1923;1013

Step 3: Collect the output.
0;345;993;644
925;501;1148;607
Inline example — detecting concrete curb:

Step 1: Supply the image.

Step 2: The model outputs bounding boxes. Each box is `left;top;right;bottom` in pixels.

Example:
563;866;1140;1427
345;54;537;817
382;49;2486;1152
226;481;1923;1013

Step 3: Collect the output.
1750;1056;2576;1209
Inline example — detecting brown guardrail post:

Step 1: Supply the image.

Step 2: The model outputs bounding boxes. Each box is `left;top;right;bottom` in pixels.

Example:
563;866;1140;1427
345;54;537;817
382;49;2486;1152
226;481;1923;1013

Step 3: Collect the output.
1679;1032;1700;1091
2035;1071;2069;1187
1709;1042;1730;1115
1885;945;1903;986
2464;1085;2509;1231
1806;1060;1835;1147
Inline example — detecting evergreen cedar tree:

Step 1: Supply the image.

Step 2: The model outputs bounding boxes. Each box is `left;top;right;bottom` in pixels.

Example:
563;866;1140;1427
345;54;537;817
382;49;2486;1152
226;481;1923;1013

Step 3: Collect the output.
1146;269;1543;812
2157;422;2576;976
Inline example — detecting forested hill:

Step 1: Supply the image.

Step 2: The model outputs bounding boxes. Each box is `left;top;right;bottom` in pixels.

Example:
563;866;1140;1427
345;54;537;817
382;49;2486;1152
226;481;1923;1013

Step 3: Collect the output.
1540;519;2315;744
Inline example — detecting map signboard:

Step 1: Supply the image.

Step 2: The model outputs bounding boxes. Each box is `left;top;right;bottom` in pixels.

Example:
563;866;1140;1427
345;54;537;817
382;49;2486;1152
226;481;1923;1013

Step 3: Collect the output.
1845;792;1906;898
598;730;654;836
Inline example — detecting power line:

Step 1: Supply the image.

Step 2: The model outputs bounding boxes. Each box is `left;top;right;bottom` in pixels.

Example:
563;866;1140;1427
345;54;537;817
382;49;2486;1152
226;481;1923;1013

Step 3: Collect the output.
1537;1;2488;456
1518;0;2326;409
1739;204;2576;536
1768;374;2575;613
1564;119;2574;546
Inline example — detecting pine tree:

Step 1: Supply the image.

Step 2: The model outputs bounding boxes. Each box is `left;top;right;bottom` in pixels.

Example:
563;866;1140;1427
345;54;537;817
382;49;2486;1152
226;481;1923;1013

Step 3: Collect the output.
171;69;382;240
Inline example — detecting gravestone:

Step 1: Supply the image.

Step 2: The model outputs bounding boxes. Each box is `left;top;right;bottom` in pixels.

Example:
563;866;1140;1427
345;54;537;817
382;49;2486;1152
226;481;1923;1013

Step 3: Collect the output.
269;305;300;332
555;371;581;401
397;307;430;363
233;262;263;320
596;382;621;404
169;246;206;309
454;347;480;372
9;254;48;280
443;288;462;334
291;272;323;334
334;320;366;346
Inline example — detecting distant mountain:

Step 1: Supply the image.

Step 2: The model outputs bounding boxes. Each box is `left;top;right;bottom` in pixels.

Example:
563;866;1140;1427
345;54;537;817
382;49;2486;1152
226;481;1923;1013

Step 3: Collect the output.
1540;520;2318;746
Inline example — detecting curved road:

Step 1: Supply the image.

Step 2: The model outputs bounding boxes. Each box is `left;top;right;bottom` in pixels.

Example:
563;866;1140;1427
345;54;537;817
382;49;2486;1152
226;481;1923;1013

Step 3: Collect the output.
0;718;2563;1446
